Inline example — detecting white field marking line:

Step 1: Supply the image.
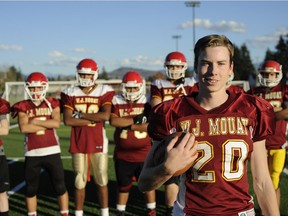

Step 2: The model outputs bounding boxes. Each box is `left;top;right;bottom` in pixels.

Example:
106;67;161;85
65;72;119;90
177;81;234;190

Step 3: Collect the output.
8;168;44;198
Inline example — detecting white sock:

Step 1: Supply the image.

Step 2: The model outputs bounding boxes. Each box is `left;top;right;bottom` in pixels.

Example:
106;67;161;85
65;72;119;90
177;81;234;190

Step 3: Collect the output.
75;210;83;216
28;212;37;216
101;208;109;216
117;204;126;211
147;202;156;209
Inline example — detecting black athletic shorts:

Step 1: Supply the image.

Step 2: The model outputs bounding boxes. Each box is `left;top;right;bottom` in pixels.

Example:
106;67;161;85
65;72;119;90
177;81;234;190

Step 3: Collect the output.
0;155;10;192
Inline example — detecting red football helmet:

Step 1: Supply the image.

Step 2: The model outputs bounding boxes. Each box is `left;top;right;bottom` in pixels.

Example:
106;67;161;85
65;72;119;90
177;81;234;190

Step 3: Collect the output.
25;72;49;101
121;71;145;101
258;60;282;87
76;58;99;87
164;51;188;80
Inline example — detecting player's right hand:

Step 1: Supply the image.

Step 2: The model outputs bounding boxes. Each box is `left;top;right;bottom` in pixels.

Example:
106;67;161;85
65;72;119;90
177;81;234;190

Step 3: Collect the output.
72;111;82;119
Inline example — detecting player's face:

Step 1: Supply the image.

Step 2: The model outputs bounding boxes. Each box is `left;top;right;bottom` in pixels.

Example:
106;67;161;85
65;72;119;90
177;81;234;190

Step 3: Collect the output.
125;87;139;93
167;65;184;79
260;72;277;79
197;46;233;93
28;86;44;99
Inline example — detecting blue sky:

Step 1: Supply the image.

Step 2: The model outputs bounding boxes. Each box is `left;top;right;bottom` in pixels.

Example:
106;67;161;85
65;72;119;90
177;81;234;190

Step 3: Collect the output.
0;1;288;77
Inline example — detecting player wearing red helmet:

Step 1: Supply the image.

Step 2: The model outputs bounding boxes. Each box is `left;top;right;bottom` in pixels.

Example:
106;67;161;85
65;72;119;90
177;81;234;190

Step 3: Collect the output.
247;60;288;210
11;72;69;216
61;58;115;216
0;98;10;216
110;71;156;216
150;51;197;215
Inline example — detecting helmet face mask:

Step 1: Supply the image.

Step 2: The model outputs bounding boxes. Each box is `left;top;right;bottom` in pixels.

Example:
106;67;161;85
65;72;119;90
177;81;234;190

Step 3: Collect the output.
25;72;49;101
121;71;145;101
258;60;282;87
76;58;99;87
164;51;188;80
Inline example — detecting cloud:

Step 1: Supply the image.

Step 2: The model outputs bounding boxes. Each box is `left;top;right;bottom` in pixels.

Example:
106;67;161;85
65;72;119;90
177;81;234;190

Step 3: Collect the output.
120;55;163;69
179;18;246;33
247;27;288;48
71;48;96;54
0;44;23;51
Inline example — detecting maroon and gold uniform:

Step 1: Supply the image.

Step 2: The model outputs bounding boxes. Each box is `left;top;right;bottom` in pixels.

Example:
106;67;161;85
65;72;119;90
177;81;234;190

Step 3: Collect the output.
148;92;275;215
11;98;61;156
0;98;10;154
0;98;10;193
247;84;288;149
150;77;198;102
227;84;245;94
112;94;151;162
61;84;114;154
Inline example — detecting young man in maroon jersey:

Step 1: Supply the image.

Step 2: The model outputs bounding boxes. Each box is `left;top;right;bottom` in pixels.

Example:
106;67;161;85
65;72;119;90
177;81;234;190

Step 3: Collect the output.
247;60;288;210
11;72;69;216
0;98;10;216
110;71;156;216
150;51;197;215
138;35;279;215
61;58;115;216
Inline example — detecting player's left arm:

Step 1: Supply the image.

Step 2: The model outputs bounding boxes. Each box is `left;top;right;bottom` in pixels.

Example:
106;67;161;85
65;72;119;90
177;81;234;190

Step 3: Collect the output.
0;116;9;136
274;107;288;120
29;106;61;129
82;103;112;122
250;139;280;216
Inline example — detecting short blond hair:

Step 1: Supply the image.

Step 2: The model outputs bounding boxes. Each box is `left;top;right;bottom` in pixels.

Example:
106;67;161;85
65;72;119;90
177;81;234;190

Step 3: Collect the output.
194;34;234;70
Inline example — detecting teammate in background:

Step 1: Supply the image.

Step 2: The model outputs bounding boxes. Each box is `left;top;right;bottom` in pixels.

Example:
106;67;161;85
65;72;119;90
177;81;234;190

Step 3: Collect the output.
150;51;197;215
61;58;115;216
226;73;245;94
11;72;69;216
247;60;288;210
150;51;197;107
138;35;279;215
0;98;10;216
110;71;156;216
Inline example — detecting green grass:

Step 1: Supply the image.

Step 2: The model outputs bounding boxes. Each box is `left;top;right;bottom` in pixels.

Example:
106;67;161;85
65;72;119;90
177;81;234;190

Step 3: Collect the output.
3;124;288;215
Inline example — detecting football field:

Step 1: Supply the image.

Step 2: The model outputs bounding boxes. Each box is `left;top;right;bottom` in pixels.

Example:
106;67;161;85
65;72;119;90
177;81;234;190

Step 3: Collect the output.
3;124;288;215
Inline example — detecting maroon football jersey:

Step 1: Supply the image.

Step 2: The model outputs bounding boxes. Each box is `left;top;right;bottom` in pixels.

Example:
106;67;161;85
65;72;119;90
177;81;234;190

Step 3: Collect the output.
150;78;198;102
0;98;10;147
247;84;288;149
61;84;115;153
111;94;151;162
227;85;245;94
11;98;60;155
148;93;275;215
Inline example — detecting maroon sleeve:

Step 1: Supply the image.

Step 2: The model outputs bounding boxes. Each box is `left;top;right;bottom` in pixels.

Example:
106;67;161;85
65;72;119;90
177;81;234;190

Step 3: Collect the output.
0;98;10;114
147;100;177;141
248;95;275;142
101;90;115;107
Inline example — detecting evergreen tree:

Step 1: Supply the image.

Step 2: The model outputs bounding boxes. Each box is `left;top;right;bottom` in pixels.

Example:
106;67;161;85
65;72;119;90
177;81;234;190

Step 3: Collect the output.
99;66;109;80
233;44;255;81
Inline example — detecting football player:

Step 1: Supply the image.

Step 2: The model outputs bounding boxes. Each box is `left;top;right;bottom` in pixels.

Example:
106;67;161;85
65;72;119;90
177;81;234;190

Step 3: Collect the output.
0;98;10;216
11;72;69;216
61;58;115;216
139;35;279;215
247;60;288;209
110;71;156;216
150;51;197;215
